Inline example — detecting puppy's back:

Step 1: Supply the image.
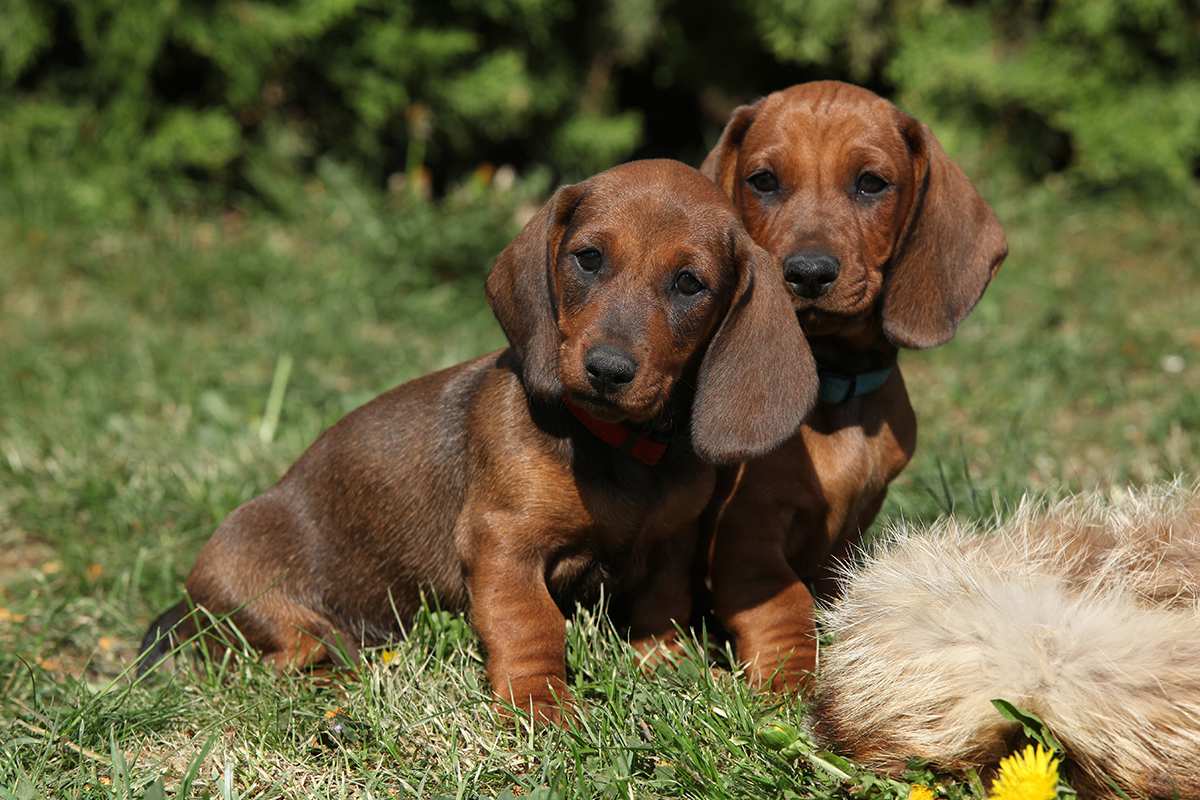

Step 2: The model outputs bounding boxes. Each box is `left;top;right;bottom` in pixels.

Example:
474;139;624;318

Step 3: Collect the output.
186;350;509;643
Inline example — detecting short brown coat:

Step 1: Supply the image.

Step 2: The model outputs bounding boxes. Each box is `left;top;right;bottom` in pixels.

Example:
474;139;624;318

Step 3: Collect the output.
700;82;1007;689
142;159;817;721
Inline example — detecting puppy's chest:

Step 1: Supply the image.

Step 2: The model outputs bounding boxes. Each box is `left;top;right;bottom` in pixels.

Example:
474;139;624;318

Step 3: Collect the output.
773;398;915;556
582;460;712;548
554;459;713;582
802;396;913;489
801;424;887;499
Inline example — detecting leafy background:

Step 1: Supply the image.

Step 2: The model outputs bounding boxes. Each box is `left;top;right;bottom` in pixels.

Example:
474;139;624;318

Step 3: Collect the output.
5;0;1200;216
2;1;1199;797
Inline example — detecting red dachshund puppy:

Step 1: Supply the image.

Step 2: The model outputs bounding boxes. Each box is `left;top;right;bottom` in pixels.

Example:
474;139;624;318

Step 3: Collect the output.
139;160;817;721
700;82;1007;690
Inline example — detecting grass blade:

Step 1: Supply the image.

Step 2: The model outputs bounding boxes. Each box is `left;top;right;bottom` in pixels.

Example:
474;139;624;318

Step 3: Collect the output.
258;353;293;443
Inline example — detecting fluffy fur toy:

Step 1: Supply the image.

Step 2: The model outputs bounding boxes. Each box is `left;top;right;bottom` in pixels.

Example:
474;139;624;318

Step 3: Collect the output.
814;482;1200;799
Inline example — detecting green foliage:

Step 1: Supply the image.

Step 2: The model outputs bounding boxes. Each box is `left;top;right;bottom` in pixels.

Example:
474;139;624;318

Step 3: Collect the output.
0;0;606;212
552;110;643;178
750;0;1200;190
3;0;1197;214
0;0;50;83
144;109;241;171
747;0;893;79
887;0;1200;191
991;699;1066;756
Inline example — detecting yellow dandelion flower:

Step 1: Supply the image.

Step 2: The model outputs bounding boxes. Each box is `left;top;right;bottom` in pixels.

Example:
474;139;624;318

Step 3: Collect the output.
380;649;399;665
989;744;1059;800
909;785;935;800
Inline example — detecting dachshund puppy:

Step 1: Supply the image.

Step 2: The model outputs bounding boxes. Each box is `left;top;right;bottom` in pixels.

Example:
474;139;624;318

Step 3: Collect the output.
139;159;817;721
699;81;1008;690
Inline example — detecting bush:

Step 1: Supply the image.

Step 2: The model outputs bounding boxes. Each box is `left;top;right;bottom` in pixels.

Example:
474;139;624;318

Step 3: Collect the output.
886;0;1200;191
2;0;1197;214
749;0;1200;191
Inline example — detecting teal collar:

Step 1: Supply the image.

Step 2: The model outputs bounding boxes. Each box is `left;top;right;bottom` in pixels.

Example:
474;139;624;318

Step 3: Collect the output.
816;365;893;405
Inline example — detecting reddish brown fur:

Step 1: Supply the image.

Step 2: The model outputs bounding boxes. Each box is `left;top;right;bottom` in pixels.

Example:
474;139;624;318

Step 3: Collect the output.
143;160;817;722
700;82;1007;690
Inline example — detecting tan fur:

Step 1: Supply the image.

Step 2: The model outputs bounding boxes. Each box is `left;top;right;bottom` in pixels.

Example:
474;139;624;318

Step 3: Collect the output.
139;161;818;725
815;481;1200;799
697;81;1006;691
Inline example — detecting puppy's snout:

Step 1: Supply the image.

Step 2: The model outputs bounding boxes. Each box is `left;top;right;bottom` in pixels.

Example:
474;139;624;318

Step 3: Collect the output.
784;252;840;299
584;345;638;392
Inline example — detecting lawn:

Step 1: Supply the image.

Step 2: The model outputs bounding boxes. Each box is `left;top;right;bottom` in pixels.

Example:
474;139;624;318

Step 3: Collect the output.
1;170;1197;798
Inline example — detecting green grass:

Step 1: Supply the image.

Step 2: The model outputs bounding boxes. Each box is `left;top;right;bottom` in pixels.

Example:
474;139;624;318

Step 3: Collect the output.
1;169;1197;798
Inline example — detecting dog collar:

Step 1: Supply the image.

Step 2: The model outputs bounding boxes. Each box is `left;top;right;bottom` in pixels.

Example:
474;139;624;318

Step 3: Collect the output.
816;365;894;405
562;396;670;465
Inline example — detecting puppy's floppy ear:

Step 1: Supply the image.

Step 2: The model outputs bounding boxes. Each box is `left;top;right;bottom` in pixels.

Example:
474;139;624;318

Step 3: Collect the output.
692;232;817;465
701;101;761;197
486;184;585;402
882;117;1008;349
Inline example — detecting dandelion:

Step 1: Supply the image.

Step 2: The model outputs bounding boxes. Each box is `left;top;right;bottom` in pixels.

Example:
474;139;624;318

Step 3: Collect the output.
909;785;935;800
989;744;1059;800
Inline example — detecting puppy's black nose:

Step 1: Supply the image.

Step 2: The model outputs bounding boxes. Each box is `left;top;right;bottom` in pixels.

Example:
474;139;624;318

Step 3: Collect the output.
585;345;638;392
783;252;840;299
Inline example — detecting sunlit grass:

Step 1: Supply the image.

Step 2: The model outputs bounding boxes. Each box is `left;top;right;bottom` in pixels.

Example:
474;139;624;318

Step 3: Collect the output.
1;174;1196;797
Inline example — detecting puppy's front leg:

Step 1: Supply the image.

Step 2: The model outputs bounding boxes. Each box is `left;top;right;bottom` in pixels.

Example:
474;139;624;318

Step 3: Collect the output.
469;531;570;724
711;509;816;693
627;536;695;668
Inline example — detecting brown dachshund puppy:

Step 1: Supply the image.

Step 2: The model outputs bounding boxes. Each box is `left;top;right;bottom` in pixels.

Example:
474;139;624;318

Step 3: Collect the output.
699;81;1007;690
139;159;817;721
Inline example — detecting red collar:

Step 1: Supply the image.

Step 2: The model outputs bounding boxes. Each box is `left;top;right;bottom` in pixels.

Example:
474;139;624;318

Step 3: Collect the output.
562;396;670;466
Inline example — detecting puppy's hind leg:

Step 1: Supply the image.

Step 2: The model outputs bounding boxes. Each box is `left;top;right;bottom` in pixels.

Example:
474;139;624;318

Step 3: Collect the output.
184;495;357;672
253;601;358;672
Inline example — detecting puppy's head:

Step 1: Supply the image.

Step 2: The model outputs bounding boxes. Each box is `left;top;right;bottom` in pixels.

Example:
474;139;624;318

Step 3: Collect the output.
487;159;817;463
702;81;1007;348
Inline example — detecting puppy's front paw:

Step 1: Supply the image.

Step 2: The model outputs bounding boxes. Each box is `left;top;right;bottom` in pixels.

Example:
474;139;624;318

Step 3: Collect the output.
739;639;815;695
629;633;687;672
493;674;574;726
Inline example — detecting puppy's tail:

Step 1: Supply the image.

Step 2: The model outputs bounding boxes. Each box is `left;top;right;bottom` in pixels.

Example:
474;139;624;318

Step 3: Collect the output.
814;483;1200;800
136;599;193;677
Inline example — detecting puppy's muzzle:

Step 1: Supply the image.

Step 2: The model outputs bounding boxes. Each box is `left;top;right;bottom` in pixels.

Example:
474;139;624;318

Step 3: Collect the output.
584;345;638;393
784;252;840;299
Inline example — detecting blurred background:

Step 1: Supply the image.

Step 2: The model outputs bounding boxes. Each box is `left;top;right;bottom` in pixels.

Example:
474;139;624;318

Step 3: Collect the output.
1;0;1199;702
4;0;1200;206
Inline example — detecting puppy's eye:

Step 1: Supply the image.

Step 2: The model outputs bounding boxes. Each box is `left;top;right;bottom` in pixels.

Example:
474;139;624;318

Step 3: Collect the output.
573;248;603;273
855;172;889;196
747;170;779;194
673;270;706;296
